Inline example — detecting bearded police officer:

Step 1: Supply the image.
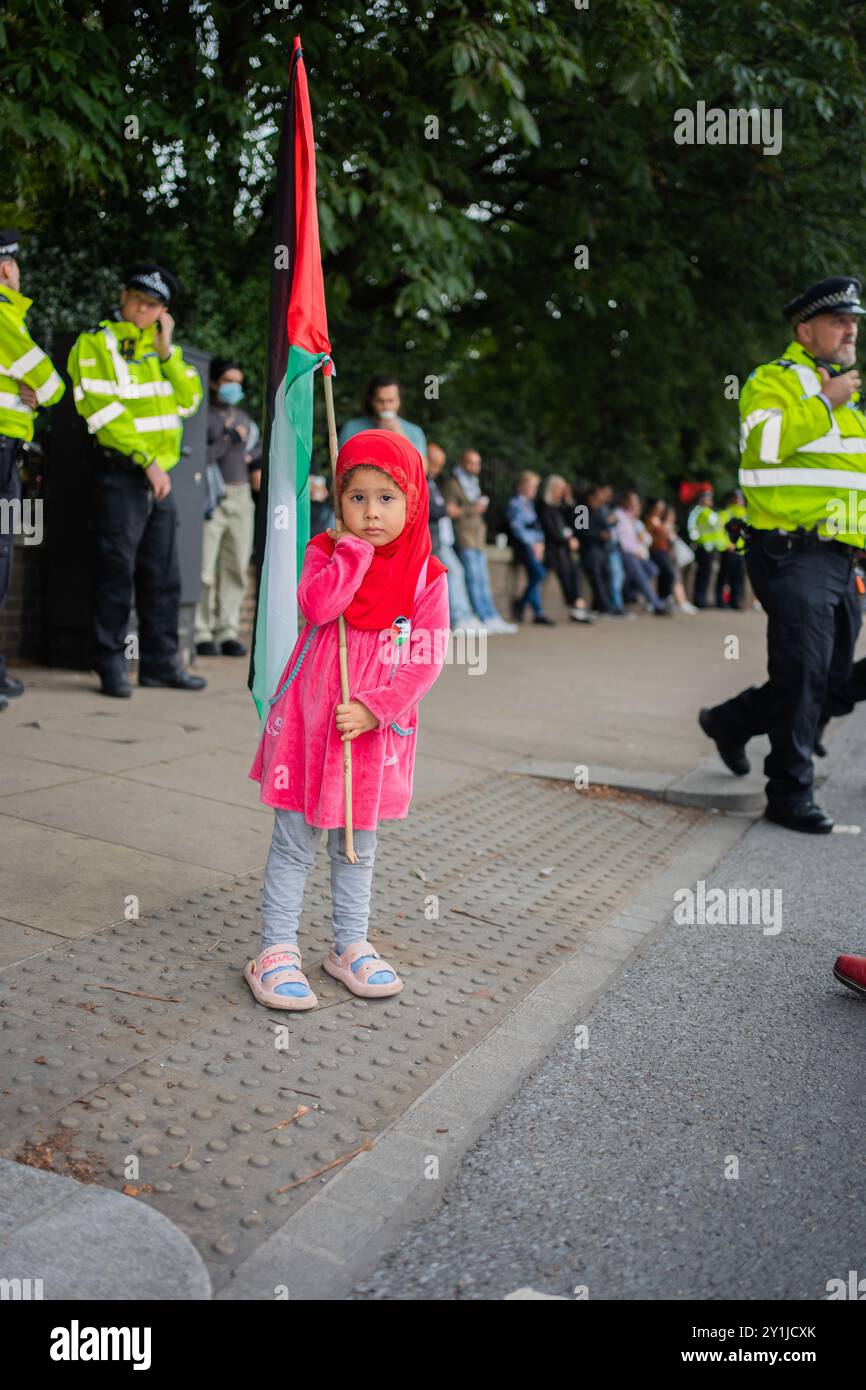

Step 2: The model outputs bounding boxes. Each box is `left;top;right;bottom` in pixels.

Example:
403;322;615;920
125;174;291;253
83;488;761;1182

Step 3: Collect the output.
69;264;206;697
0;230;65;709
699;276;866;833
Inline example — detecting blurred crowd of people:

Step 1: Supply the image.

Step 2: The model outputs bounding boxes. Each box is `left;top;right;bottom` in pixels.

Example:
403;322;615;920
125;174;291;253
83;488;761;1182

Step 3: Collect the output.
328;375;748;634
433;471;747;632
113;356;752;669
204;369;752;644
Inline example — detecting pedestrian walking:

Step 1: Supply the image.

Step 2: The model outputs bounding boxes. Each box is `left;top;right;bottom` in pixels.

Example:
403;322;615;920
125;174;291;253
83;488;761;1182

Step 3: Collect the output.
246;431;450;1008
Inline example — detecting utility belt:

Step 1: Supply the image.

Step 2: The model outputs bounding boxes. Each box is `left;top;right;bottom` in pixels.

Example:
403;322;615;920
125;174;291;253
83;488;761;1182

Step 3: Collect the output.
0;434;25;462
92;443;148;475
744;523;857;559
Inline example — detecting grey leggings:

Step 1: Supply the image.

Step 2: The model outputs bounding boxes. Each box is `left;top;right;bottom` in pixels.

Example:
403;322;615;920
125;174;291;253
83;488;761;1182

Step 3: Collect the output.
260;809;378;954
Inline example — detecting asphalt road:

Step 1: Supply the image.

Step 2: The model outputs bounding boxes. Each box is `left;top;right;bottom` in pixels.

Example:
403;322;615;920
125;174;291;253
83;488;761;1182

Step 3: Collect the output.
352;714;866;1301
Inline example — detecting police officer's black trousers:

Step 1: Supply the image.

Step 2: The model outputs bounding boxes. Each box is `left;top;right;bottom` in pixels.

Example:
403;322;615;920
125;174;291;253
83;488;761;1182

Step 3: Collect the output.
90;466;181;675
825;653;866;719
582;547;612;613
547;546;580;608
0;435;21;684
709;533;860;809
692;546;715;607
716;551;745;609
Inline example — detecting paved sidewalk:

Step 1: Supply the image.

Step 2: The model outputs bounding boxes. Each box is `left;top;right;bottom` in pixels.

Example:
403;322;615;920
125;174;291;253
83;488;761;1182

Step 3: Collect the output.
351;711;866;1301
0;607;804;1297
0;606;769;947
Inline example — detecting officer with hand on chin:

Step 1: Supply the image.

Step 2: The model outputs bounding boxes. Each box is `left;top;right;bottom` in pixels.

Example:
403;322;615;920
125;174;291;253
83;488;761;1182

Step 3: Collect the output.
68;263;206;697
699;276;866;833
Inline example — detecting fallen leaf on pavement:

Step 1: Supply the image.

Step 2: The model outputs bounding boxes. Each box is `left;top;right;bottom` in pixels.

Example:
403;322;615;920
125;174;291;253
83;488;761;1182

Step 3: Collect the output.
269;1105;310;1131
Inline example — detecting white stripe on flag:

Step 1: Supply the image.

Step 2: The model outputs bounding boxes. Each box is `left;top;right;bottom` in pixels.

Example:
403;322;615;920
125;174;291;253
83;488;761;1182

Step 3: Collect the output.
258;367;298;712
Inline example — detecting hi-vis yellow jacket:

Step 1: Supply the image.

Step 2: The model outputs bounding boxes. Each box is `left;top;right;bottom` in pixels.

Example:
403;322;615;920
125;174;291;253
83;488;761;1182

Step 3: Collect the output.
687;504;728;551
0;286;65;441
738;339;866;546
67;319;202;470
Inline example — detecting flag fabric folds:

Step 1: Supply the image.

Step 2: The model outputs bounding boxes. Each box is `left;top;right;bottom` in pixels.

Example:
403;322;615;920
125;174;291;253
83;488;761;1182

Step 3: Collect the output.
250;34;332;719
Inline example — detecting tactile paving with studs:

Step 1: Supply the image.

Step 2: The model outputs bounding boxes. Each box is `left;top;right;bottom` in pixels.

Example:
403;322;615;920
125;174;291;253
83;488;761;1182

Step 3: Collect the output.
0;773;701;1286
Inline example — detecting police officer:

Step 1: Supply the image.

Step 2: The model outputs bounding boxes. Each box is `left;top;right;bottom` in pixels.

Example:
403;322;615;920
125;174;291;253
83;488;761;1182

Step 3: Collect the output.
699;276;866;832
687;485;727;608
68;264;206;697
0;230;65;709
715;489;748;609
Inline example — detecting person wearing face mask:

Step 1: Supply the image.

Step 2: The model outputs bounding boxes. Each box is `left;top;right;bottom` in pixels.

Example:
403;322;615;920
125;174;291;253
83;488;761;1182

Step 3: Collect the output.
68;262;205;697
195;359;261;657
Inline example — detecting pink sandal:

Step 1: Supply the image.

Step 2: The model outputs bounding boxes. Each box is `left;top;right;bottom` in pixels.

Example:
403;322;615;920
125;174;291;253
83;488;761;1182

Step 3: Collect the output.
323;939;403;998
244;942;318;1010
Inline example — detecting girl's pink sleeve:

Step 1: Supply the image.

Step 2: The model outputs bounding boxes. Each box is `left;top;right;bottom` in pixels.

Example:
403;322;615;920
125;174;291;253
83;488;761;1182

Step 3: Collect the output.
298;535;375;624
350;573;450;728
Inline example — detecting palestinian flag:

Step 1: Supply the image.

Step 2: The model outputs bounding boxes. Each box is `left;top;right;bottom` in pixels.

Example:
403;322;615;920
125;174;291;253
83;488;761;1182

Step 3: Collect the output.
250;35;332;719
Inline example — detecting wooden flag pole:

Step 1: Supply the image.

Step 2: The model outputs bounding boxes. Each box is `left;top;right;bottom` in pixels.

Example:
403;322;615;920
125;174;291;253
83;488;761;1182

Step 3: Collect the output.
321;369;358;863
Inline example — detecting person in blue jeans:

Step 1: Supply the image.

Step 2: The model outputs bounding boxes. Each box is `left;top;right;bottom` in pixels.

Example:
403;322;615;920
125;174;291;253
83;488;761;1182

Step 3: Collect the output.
506;471;555;626
426;442;480;630
600;484;628;613
615;489;669;615
442;448;517;634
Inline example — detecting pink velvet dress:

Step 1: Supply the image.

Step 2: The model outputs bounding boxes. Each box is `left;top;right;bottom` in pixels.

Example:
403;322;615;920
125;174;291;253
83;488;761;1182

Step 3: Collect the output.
249;534;450;830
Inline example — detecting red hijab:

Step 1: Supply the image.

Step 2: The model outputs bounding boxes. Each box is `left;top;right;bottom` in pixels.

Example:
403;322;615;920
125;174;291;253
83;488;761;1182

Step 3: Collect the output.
308;430;447;630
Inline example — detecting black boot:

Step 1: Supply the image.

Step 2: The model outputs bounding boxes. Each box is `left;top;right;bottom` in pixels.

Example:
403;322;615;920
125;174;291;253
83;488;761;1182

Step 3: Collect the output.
698;707;750;776
97;666;133;699
765;801;833;834
139;667;207;690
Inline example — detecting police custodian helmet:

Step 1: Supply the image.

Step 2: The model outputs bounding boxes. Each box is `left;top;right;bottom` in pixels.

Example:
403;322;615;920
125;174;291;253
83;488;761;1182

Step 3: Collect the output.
0;229;21;259
783;276;866;326
123;262;179;305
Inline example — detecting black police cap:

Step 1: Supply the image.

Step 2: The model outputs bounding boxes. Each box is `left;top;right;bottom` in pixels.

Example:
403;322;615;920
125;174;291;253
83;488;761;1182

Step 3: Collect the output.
0;229;21;258
123;262;179;305
783;276;866;326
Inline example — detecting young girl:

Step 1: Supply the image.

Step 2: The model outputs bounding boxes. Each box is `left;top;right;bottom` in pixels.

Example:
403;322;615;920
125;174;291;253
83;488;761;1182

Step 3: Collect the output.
245;430;449;1009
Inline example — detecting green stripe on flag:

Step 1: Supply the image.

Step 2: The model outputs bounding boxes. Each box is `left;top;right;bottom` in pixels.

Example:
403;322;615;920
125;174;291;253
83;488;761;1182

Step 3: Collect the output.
251;345;329;719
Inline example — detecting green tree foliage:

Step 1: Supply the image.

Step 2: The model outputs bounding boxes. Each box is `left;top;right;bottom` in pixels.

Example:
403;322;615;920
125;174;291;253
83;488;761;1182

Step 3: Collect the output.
2;0;865;500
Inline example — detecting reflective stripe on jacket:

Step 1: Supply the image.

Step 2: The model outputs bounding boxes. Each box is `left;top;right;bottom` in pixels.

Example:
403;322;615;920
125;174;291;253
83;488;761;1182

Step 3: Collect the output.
67;319;202;470
687;504;727;551
738;339;866;546
0;286;65;441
